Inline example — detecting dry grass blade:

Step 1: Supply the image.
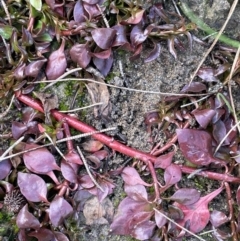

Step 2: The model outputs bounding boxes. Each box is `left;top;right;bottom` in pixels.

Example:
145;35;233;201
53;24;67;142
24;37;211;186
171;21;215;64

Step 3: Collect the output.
44;132;67;161
59;102;103;113
0;127;116;162
77;146;104;192
153;208;205;241
43;67;82;90
0;95;15;118
214;119;240;155
224;45;240;85
0;0;11;25
0;136;24;161
33;77;216;97
188;0;239;84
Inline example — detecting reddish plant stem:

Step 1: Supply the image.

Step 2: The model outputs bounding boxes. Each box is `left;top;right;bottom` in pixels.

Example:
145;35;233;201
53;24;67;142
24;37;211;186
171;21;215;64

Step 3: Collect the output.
147;160;160;200
224;182;238;241
58;180;69;197
151;121;190;156
15;91;240;184
62;122;74;153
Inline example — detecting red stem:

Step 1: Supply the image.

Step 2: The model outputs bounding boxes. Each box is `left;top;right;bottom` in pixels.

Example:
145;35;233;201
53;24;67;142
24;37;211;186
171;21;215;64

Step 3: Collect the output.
62;122;74;153
15;91;240;184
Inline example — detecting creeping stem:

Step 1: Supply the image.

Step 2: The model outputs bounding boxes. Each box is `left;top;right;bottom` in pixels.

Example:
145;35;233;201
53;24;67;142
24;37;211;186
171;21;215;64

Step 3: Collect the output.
15;91;240;184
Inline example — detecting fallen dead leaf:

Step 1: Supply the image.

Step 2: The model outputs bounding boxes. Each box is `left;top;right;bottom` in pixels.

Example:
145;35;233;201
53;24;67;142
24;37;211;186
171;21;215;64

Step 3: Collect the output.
83;196;114;225
34;92;59;125
85;74;111;119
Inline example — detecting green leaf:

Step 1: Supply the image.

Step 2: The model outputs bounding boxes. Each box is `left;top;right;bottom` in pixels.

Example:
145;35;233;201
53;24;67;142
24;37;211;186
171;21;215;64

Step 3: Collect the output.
0;24;13;39
37;33;53;42
30;0;42;11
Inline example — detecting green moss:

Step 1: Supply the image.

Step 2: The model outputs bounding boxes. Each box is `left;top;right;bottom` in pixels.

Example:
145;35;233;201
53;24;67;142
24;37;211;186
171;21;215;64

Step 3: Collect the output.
105;71;118;82
64;81;75;97
112;190;127;208
38;82;47;90
193;176;208;192
0;211;19;240
59;102;68;111
0;211;13;223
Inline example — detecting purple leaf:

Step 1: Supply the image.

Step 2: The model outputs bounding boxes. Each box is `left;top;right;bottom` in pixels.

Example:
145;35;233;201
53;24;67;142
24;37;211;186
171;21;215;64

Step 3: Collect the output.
130;25;147;47
174;186;223;233
224;118;237;143
210;210;228;228
144;43;161;63
197;67;219;82
131;219;155;240
22;27;33;46
93;53;113;76
129;44;143;61
83;2;101;19
124;184;148;201
29;228;55;241
213;120;229;145
121;167;152;186
25;59;47;77
191;109;216;128
181;82;207;93
87;176;115;202
91;48;111;59
0;180;14;193
110;197;151;236
70;44;91;68
16;204;40;229
73;0;86;23
18;172;48;202
23;143;60;174
176;129;214;166
154;151;174;169
54;232;70;241
164;164;182;187
112;25;129;47
61;160;78;183
214;63;230;76
168;188;201;205
91;28;116;50
79;175;95;189
49;196;73;227
121;9;145;24
83;0;100;4
0;158;12;180
14;63;26;80
168;37;177;59
11;121;28;139
46;39;67;80
64;151;83;165
168;205;184;220
154;209;167;228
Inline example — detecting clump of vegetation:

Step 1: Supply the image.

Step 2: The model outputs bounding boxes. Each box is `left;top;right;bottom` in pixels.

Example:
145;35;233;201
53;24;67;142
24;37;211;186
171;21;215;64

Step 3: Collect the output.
1;0;240;241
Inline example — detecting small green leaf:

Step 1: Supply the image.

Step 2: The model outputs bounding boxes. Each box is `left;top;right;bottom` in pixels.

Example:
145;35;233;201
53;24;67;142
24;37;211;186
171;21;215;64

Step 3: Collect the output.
0;24;13;39
30;0;42;11
37;33;53;42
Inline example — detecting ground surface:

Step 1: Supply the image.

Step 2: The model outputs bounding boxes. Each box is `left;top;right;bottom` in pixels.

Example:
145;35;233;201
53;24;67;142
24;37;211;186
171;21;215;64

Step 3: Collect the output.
1;0;240;240
70;0;240;241
79;1;240;240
